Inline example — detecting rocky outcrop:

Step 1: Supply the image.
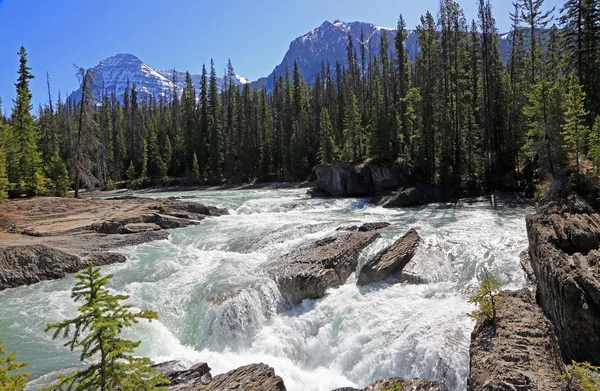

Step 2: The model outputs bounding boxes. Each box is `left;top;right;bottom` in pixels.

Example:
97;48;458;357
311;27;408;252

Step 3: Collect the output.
0;197;228;290
357;229;420;286
154;361;212;390
188;363;286;391
526;193;600;364
311;161;407;197
156;362;285;391
333;378;448;391
377;184;442;208
270;232;380;305
160;361;448;391
467;289;568;391
0;245;126;290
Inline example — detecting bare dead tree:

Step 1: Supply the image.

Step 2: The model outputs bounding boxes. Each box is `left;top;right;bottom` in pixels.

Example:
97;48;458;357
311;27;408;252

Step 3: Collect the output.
73;67;100;198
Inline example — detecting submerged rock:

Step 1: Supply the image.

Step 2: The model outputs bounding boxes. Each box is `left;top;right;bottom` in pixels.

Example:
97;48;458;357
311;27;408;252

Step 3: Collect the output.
467;289;569;391
310;161;407;197
526;193;600;364
377;184;442;208
337;222;391;232
333;378;448;391
357;229;421;286
270;232;380;305
0;245;125;290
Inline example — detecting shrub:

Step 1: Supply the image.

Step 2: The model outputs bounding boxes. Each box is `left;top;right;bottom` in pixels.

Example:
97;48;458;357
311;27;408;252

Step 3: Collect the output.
382;382;404;391
158;203;168;214
562;361;600;391
468;269;501;321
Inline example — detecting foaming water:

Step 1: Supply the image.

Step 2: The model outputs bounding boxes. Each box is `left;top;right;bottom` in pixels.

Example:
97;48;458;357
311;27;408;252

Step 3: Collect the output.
0;189;532;391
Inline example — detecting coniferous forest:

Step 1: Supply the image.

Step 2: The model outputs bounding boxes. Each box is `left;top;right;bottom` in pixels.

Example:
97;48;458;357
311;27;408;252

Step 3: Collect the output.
1;0;600;199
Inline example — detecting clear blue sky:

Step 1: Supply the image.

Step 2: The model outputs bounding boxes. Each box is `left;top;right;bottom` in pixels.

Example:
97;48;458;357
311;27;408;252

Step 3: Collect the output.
0;0;561;111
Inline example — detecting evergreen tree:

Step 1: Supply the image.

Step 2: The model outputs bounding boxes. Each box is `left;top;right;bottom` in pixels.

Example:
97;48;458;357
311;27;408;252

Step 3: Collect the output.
318;108;337;164
343;92;361;161
395;14;409;154
190;153;200;184
46;150;70;196
7;46;43;195
561;75;589;174
0;329;29;391
523;80;562;177
590;116;600;175
207;60;223;182
520;0;556;83
42;264;168;391
415;11;440;181
181;71;197;174
0;123;9;202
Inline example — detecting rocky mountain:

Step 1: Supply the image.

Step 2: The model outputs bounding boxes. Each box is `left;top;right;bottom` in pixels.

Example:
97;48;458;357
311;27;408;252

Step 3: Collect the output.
68;53;248;103
254;19;511;91
253;20;418;91
69;20;510;102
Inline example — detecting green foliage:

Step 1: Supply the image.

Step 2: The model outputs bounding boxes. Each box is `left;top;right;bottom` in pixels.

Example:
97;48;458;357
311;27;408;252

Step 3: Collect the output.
46;151;70;196
190;153;200;184
590;117;600;175
562;361;600;391
381;381;404;391
32;171;50;196
7;46;43;196
140;139;148;179
561;75;589;174
0;328;29;391
42;264;168;391
126;161;137;182
158;203;168;214
0;124;9;202
468;269;502;321
343;92;362;161
318;108;337;165
523;80;564;177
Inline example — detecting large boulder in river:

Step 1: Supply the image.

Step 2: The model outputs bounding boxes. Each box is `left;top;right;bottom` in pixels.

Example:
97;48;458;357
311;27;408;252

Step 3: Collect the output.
270;232;380;305
526;192;600;364
154;360;212;390
0;245;126;290
467;289;569;391
377;184;442;208
156;362;286;391
310;160;407;197
189;363;286;391
357;229;420;286
333;378;448;391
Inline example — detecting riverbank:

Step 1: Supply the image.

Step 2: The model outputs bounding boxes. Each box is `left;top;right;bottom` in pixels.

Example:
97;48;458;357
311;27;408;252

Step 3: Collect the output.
0;196;228;290
78;180;313;198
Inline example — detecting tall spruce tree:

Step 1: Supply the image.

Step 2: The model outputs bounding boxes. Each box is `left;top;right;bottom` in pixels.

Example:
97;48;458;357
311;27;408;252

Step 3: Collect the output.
207;60;222;182
42;264;168;391
8;46;43;195
561;75;589;174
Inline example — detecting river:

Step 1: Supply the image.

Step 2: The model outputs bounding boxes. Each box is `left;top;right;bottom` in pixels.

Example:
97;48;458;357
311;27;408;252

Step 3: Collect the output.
0;189;532;390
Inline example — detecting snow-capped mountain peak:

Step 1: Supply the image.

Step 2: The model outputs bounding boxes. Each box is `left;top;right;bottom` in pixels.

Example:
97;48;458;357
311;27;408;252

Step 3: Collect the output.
69;54;249;103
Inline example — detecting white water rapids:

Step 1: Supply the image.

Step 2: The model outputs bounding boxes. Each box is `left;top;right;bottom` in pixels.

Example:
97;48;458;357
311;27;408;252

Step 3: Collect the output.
0;189;532;390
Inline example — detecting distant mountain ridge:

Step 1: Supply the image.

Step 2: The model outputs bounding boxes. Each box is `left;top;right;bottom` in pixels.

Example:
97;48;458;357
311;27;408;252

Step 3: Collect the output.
68;19;510;103
68;53;248;103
